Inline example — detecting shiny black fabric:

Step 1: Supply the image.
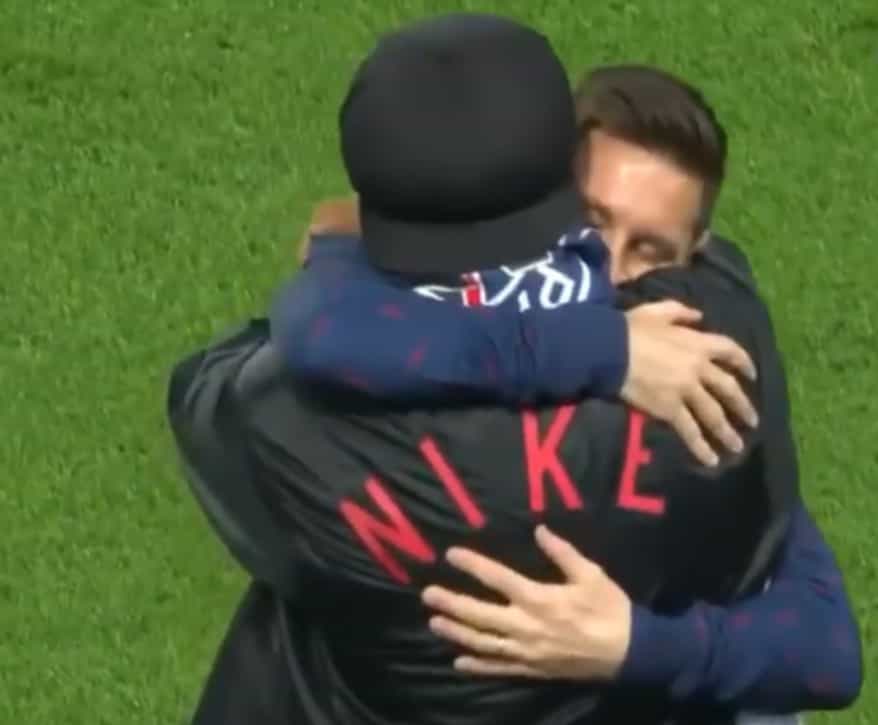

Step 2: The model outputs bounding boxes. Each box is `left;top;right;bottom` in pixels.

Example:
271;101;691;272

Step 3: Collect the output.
170;241;798;725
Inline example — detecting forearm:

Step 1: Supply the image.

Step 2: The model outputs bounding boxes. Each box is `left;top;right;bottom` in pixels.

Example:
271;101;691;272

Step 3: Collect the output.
617;505;862;712
271;273;628;404
509;303;627;400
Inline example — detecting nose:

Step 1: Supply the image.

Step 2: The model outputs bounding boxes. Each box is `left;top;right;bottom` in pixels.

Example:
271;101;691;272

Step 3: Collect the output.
609;254;626;286
601;229;627;285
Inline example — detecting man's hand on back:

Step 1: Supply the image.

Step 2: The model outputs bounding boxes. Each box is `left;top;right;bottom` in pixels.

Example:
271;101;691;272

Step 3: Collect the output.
623;300;759;466
422;525;632;681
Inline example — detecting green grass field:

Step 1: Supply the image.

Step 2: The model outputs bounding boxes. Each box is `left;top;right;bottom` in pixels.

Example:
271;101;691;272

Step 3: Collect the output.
1;1;876;722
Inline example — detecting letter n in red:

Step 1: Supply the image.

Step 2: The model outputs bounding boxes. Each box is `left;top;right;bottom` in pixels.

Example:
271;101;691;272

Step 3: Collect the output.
522;405;583;512
419;437;486;528
617;410;665;515
339;477;436;584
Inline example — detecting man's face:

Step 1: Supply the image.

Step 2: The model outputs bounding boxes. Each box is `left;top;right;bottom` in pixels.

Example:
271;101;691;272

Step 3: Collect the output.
575;129;706;284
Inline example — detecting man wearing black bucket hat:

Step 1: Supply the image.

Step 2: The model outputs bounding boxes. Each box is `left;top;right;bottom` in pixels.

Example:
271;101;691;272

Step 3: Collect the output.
297;13;760;466
169;13;800;725
341;13;584;277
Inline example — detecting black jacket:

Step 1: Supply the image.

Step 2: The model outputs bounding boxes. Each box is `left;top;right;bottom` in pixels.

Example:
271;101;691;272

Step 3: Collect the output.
168;240;798;725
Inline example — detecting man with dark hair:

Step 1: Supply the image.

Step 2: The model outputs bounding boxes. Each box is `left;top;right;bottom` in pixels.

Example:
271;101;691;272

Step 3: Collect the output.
574;64;727;242
168;15;854;725
573;65;733;283
409;65;861;722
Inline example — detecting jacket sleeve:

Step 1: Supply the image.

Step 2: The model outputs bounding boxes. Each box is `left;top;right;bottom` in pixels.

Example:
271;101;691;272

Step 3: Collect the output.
271;233;628;405
167;319;303;599
618;503;863;712
701;235;757;288
597;251;828;712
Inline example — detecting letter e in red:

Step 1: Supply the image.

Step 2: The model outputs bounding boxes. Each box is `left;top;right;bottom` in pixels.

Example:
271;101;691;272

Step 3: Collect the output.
617;410;665;515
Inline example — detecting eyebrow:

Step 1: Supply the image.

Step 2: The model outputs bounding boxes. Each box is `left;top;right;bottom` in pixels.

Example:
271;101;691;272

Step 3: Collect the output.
584;197;612;221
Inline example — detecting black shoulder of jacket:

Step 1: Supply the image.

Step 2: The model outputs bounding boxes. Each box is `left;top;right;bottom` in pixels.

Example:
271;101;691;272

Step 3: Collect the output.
166;320;304;599
616;244;799;595
701;234;757;290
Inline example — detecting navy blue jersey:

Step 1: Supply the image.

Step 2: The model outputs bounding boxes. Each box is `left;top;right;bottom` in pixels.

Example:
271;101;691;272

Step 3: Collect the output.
271;227;625;405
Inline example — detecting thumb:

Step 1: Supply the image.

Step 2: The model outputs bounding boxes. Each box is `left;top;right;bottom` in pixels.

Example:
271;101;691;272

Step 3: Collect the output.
641;299;702;325
535;525;599;583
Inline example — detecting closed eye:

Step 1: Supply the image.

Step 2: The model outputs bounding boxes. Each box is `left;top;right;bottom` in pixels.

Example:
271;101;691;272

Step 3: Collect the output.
633;237;677;263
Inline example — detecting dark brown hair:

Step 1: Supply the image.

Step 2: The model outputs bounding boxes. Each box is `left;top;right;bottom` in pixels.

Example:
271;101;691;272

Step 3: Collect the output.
574;64;727;231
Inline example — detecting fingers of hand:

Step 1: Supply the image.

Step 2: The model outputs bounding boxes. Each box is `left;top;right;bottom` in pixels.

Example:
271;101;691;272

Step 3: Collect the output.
685;383;743;455
662;300;702;324
638;300;702;325
534;526;600;584
672;405;718;466
702;334;757;381
422;586;520;634
702;364;758;428
453;656;548;679
445;548;539;605
429;616;527;660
